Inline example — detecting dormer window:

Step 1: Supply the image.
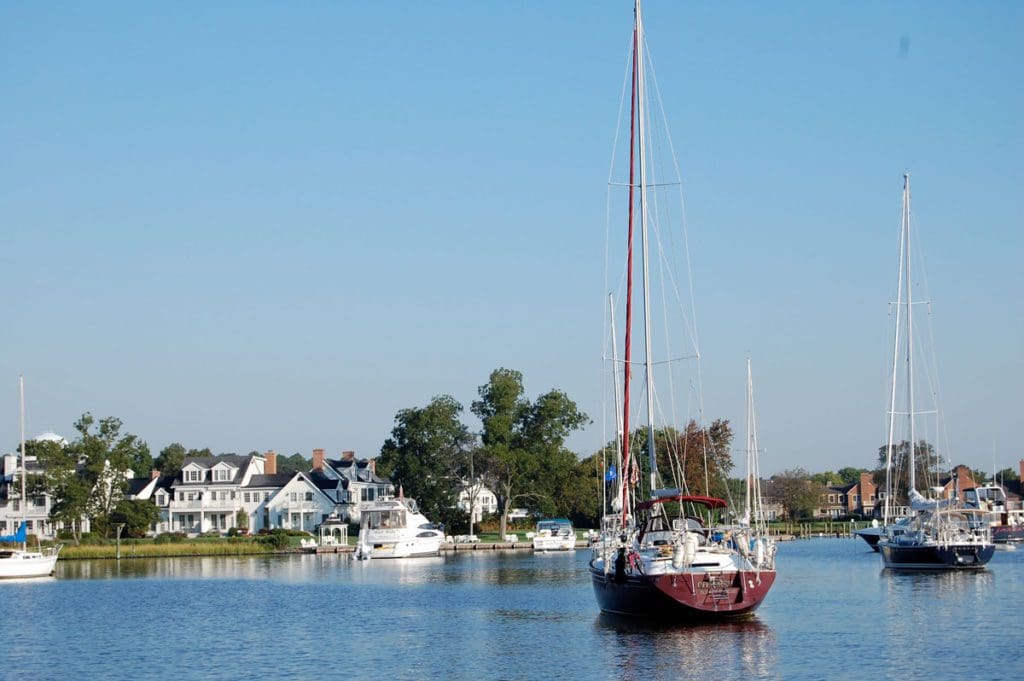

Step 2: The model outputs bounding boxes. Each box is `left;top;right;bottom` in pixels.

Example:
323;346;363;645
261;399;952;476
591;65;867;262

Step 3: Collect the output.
214;469;231;482
185;469;202;483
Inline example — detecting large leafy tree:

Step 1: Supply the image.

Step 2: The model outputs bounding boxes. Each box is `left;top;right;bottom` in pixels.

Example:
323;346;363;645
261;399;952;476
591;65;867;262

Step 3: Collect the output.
620;420;734;500
769;468;819;521
57;413;150;538
30;438;90;543
109;498;161;539
377;394;475;531
877;440;940;502
155;442;187;478
472;368;589;538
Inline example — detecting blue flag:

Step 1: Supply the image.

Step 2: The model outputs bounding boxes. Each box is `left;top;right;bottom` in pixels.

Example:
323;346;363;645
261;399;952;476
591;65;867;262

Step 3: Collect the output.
605;465;617;482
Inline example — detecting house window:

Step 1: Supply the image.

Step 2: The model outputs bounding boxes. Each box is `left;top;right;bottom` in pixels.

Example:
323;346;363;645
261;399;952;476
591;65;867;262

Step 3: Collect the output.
828;494;835;503
361;488;375;502
264;492;270;501
156;494;165;505
290;492;298;502
12;501;19;512
244;493;251;503
305;492;313;502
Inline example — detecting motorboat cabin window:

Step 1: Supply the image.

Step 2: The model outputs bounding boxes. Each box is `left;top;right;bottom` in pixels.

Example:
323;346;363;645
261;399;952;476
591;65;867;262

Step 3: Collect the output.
363;510;407;530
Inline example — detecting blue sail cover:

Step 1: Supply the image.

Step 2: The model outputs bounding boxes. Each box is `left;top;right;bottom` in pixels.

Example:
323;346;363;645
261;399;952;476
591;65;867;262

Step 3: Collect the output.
0;521;27;543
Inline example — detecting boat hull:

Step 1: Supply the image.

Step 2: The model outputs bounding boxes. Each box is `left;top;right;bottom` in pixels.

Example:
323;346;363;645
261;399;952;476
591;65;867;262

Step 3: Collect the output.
992;526;1024;544
880;542;994;570
589;565;775;621
853;528;882;551
0;551;59;579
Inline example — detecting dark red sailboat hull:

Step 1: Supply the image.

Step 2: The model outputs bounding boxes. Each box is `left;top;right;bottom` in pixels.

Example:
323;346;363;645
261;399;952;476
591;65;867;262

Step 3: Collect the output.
590;565;775;621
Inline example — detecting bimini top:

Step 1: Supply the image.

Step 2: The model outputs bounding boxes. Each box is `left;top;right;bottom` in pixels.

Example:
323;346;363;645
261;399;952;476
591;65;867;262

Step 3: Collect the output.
636;494;727;511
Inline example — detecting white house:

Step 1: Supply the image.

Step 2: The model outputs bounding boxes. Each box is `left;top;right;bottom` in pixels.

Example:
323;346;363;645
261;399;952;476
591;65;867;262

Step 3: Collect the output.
457;481;499;523
168;453;272;534
308;449;393;523
261;472;336;533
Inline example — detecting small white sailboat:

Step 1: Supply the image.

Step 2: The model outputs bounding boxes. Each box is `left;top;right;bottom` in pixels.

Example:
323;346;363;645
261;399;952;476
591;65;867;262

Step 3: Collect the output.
877;175;993;570
0;377;60;580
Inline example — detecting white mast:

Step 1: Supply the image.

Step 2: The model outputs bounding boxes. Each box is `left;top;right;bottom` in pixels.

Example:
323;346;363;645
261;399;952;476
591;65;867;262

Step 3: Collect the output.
634;0;657;493
884;175;908;525
19;375;27;550
744;359;755;524
609;293;624;513
904;174;917;494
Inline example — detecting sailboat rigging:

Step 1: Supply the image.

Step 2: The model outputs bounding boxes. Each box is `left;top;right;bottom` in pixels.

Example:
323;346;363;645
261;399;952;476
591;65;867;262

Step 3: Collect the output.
876;174;994;570
589;0;776;621
0;376;61;579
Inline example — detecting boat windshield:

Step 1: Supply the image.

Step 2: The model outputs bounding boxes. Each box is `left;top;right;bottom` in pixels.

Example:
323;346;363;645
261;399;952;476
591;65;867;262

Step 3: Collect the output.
537;520;571;534
363;510;406;530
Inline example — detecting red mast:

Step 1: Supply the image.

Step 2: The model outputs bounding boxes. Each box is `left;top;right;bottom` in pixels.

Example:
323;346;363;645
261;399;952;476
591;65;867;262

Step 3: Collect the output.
620;15;638;528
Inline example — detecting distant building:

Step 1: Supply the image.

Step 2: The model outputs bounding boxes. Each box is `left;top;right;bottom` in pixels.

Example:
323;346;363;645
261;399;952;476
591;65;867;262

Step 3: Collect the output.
457;481;498;523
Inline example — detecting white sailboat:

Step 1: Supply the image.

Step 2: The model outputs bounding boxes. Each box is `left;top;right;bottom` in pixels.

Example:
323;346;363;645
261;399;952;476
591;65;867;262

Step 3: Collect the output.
877;175;993;570
0;376;61;579
588;1;775;621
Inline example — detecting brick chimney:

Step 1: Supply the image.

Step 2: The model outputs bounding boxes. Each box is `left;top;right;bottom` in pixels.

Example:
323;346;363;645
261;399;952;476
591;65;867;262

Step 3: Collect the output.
265;450;277;475
150;469;161;480
369;458;376;474
312;448;325;472
342;450;355;462
1019;459;1024;483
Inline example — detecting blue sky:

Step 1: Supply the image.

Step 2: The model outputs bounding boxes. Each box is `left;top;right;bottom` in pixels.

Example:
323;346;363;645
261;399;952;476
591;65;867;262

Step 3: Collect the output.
1;1;1020;477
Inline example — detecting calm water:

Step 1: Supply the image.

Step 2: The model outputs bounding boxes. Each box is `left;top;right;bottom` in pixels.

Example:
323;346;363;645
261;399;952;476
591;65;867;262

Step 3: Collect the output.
2;539;1022;680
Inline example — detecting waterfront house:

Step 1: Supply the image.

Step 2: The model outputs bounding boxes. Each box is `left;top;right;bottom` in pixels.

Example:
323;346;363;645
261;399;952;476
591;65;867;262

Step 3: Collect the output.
308;449;393;523
168;452;271;534
457;480;499;523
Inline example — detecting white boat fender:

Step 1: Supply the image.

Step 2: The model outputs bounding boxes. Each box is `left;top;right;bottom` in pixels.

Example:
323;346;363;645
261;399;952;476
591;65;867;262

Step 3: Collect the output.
682;532;698;565
754;538;765;566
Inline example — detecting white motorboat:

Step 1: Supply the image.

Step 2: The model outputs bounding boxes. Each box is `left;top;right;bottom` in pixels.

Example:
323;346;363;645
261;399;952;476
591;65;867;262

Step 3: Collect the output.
532;519;576;551
354;496;443;559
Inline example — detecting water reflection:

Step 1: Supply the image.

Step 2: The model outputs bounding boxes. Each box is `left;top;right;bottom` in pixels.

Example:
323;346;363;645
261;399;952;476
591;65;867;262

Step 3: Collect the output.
595;615;777;680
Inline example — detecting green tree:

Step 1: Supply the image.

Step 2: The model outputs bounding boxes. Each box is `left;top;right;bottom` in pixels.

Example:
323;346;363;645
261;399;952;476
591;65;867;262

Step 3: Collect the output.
996;467;1020;483
770;468;819;521
31;438;90;544
236;508;249;530
377;394;476;531
155;443;187;478
877;440;940;501
472;368;589;538
277;453;311;476
64;413;150;537
109;499;161;538
837;467;867;485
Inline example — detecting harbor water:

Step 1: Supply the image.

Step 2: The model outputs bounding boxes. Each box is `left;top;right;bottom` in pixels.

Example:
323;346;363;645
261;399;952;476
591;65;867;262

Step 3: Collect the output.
2;538;1022;680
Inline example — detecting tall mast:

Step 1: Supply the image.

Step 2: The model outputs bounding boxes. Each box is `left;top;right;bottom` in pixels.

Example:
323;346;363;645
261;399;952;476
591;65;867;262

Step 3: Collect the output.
619;0;640;525
635;0;657;493
19;375;26;550
904;174;917;494
884;175;908;523
609;293;624;514
744;359;754;523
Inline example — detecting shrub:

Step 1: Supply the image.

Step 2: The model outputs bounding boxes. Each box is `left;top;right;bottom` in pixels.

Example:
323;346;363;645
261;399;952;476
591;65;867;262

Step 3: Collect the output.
154;532;187;544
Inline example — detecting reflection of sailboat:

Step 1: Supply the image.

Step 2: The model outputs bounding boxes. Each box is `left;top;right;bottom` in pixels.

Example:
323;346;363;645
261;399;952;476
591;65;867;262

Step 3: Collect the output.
877;175;993;570
0;377;61;580
588;1;774;621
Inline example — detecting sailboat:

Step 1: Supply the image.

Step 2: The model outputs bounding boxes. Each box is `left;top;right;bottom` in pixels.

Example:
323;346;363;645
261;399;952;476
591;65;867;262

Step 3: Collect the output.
0;376;61;579
589;1;775;620
876;175;993;570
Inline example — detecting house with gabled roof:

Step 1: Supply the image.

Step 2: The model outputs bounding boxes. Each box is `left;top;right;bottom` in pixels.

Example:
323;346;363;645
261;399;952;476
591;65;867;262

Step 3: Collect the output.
260;471;336;533
307;449;393;523
168;452;271;534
